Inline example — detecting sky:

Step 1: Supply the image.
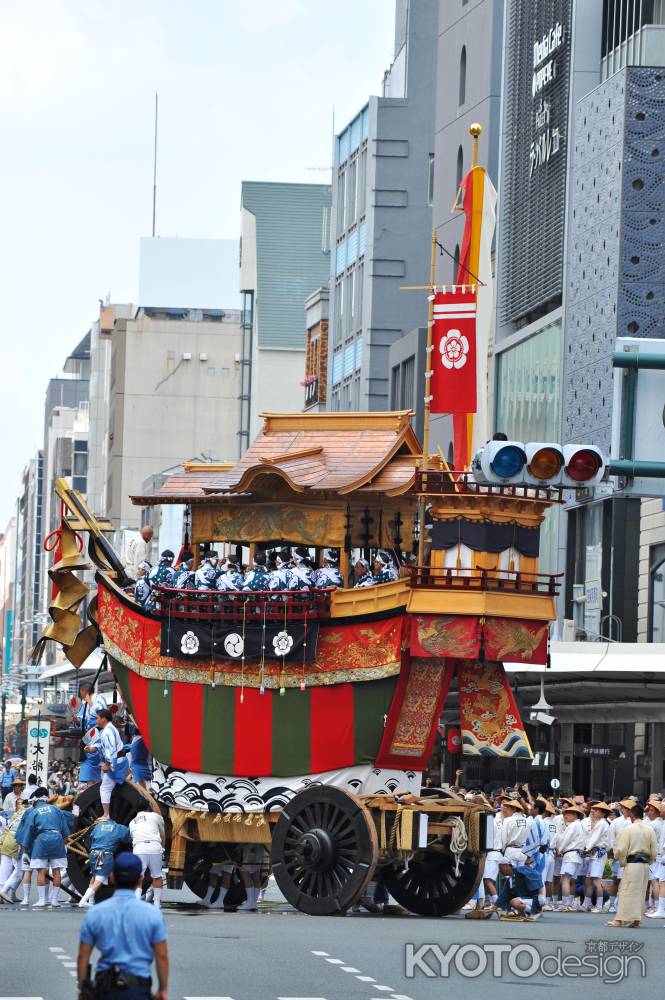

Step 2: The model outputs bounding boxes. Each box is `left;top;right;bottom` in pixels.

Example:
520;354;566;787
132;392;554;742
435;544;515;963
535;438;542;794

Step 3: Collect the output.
0;0;396;528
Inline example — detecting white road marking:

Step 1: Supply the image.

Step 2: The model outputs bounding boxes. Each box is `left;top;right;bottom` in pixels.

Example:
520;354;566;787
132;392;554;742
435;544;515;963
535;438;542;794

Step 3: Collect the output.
57;955;72;960
356;976;376;982
324;958;345;964
390;995;414;1000
372;988;394;994
183;997;235;999
311;950;329;956
341;967;361;972
49;947;64;952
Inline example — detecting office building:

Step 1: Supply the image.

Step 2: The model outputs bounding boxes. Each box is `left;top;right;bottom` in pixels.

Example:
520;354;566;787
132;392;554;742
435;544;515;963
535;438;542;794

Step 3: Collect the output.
239;181;331;444
327;0;437;415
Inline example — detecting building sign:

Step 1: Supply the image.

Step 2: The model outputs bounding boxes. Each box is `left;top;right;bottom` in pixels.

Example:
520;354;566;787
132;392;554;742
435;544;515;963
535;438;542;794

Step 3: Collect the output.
501;0;572;324
26;717;50;786
574;744;623;759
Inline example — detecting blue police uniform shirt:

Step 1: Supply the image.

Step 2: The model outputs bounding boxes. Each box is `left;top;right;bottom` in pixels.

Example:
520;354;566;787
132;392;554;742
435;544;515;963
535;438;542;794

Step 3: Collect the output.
80;890;168;978
1;767;16;791
89;821;131;876
17;802;69;859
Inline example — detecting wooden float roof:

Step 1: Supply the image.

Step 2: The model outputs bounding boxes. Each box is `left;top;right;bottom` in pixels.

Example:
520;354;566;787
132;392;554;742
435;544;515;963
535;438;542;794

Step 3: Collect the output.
207;411;421;496
131;412;421;505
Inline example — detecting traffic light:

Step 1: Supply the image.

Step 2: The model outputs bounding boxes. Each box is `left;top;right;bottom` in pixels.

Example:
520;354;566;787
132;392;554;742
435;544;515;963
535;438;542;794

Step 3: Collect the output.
474;441;527;484
560;444;605;487
472;441;606;488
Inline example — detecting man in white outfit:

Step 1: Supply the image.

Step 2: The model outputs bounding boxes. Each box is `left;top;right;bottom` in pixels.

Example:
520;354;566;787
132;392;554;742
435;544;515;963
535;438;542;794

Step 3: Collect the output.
581;802;611;912
124;526;154;580
88;710;127;821
483;804;504;908
541;799;559;910
607;799;633;913
645;797;664;916
129;809;166;909
556;805;585;911
647;798;665;919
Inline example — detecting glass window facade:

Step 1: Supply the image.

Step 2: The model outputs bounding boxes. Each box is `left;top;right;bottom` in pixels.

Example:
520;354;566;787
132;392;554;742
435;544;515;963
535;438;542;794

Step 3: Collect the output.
496;319;562;572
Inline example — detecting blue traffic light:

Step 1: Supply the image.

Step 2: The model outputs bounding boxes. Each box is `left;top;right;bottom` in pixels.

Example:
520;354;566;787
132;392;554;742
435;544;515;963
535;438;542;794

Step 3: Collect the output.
490;445;525;480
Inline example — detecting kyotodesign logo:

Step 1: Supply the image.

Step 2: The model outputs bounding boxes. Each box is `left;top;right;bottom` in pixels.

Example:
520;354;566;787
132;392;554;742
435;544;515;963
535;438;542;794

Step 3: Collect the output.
224;633;244;658
180;631;200;655
439;330;469;369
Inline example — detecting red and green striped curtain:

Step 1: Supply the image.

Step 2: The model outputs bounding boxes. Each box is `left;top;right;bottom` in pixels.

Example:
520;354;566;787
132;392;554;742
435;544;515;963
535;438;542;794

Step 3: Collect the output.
113;658;396;778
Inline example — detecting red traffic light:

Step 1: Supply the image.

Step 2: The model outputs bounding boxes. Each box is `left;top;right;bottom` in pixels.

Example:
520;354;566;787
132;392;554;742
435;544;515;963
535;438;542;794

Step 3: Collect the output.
565;448;602;482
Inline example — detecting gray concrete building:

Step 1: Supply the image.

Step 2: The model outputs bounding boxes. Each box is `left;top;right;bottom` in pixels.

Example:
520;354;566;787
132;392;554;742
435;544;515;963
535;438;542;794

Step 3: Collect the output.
239;182;332;445
327;0;437;415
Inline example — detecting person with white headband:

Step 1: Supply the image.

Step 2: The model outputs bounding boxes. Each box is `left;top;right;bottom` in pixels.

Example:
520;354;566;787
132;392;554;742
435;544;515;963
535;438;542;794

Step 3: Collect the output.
353;556;374;588
14;787;72;908
289;547;314;590
313;549;343;588
87;709;129;821
373;550;398;583
243;550;271;591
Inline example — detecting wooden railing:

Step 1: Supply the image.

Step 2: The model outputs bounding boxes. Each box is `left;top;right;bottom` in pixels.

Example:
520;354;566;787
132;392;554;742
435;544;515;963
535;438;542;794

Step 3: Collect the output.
150;585;332;623
413;469;563;501
408;566;562;596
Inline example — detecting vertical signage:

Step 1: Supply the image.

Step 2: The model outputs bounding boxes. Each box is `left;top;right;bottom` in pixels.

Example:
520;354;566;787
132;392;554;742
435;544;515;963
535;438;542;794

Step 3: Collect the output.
501;0;572;324
26;715;50;787
3;609;12;674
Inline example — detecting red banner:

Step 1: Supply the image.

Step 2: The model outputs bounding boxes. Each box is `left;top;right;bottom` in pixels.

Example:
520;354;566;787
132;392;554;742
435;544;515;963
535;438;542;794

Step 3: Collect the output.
483;618;549;666
430;286;477;414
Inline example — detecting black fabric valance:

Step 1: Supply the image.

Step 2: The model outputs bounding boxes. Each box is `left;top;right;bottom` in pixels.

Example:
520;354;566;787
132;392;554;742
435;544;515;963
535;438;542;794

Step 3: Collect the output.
431;518;540;557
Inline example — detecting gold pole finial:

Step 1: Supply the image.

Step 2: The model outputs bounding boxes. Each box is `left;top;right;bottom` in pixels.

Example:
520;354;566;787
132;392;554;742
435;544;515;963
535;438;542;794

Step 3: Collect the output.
469;123;482;168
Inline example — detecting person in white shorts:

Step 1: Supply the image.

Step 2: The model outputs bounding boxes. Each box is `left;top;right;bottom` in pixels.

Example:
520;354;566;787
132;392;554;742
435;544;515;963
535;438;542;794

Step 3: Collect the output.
541;799;559;910
581;802;611;912
129;809;165;908
483;804;504;908
607;799;633;913
15;788;71;908
646;798;665;919
645;797;664;915
555;805;585;911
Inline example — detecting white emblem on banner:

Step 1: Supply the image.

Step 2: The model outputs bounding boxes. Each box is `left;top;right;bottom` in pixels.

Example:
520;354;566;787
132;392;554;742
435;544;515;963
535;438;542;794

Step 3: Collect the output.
180;630;200;655
224;633;245;658
439;329;469;370
272;631;294;656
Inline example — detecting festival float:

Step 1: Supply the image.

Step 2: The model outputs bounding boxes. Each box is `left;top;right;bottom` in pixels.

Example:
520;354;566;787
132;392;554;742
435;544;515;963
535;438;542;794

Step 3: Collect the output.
32;126;605;916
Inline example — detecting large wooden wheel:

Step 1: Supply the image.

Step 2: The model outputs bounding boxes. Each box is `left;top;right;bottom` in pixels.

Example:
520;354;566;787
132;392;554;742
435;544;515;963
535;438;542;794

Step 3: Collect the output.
271;785;378;915
382;849;482;917
66;780;156;895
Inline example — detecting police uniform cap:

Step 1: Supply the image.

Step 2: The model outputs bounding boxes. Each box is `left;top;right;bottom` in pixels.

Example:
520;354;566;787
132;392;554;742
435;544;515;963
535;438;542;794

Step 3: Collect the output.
113;851;143;882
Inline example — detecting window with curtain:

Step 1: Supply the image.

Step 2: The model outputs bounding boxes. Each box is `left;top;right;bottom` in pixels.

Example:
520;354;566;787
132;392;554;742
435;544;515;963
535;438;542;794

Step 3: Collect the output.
459;46;467;105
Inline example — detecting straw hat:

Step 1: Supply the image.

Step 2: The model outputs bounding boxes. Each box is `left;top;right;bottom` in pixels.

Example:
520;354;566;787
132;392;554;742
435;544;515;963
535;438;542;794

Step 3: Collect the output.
540;797;558;816
619;798;637;809
646;797;663;812
501;797;526;812
590;801;612;813
562;804;585;817
11;777;25;787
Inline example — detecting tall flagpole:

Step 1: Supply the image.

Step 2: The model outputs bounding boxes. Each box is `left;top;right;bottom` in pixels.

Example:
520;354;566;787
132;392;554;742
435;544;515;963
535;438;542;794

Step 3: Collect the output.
417;228;438;567
152;92;159;238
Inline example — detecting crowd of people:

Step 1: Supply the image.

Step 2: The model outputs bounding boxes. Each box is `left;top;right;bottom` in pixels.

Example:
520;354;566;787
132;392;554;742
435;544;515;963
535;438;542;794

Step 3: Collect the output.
447;782;665;927
130;545;403;608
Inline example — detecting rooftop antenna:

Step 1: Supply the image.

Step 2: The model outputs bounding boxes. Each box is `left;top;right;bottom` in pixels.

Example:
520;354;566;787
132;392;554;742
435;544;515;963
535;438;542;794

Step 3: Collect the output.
152;92;158;238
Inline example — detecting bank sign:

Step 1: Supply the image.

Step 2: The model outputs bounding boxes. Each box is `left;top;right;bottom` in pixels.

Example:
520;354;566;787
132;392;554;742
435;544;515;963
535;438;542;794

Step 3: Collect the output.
530;21;565;176
26;718;50;787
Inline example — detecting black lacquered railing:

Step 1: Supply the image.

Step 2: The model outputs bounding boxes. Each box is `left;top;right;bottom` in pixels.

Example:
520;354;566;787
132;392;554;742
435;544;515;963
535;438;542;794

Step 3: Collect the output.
150;585;332;622
414;469;563;501
408;566;562;596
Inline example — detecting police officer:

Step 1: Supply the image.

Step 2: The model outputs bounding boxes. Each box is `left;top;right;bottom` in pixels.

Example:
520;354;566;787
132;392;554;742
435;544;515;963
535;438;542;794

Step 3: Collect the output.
78;818;132;908
313;549;343;588
148;550;176;588
77;852;169;1000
